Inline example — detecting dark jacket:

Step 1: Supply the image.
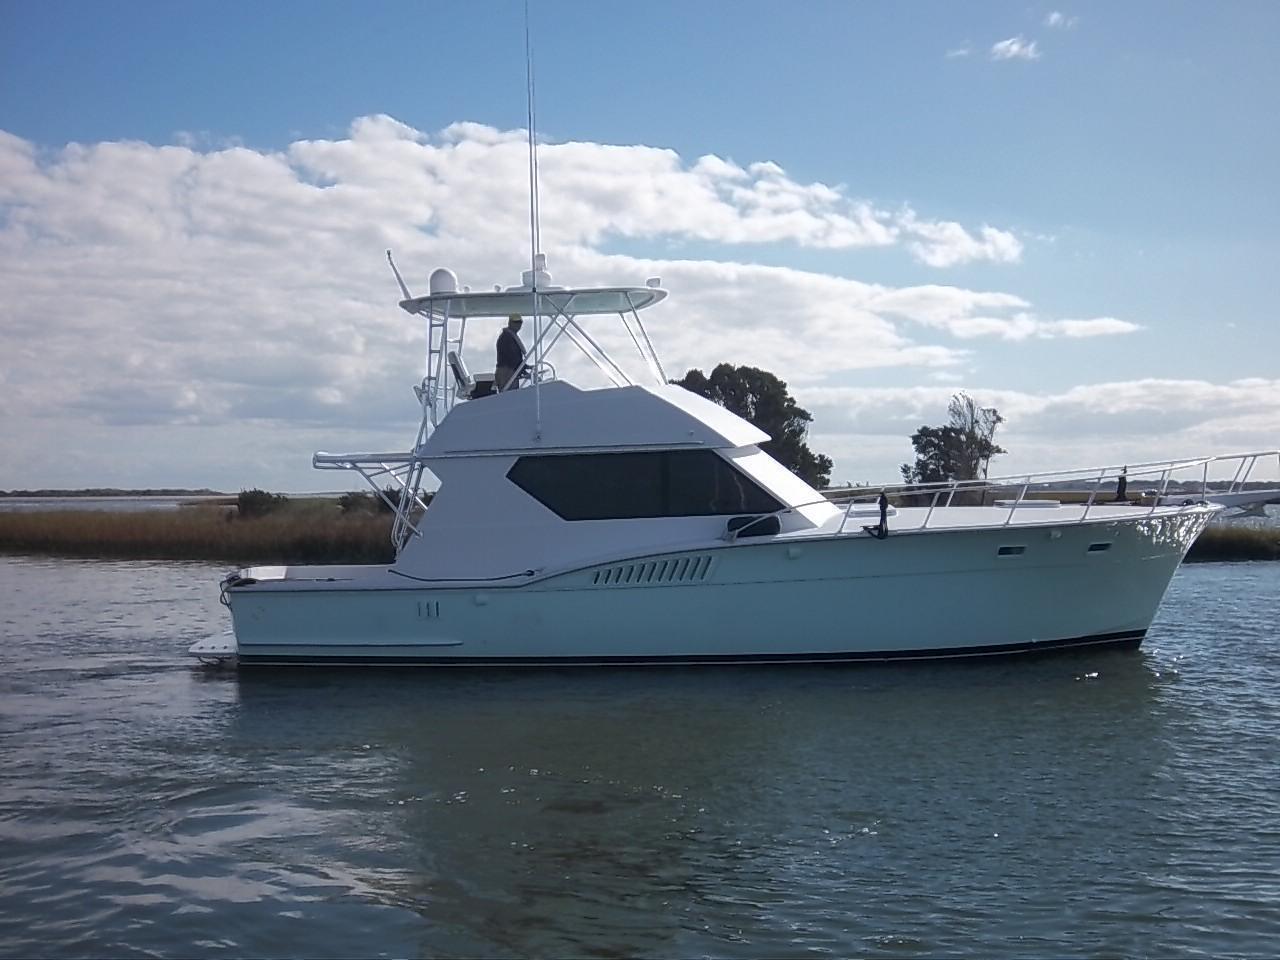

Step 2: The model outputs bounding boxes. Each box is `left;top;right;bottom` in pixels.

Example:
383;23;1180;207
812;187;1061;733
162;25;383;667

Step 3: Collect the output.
496;328;525;369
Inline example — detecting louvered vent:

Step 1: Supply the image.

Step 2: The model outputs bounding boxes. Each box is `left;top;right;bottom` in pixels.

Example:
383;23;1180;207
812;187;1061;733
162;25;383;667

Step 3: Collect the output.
590;554;714;587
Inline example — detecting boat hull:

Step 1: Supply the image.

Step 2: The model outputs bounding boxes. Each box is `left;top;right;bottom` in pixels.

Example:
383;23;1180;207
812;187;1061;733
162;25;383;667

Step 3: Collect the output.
216;510;1209;666
231;631;1146;666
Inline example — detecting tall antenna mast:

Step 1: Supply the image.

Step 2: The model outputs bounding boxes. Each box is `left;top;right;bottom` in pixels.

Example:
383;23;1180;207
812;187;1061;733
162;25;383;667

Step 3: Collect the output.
524;0;543;437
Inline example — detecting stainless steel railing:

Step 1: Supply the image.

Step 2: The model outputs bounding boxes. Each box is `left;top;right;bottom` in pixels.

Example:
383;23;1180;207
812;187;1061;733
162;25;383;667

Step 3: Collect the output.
819;449;1279;535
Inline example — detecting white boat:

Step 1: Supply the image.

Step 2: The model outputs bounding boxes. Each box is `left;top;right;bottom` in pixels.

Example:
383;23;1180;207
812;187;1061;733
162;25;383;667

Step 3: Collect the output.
189;256;1272;667
1157;488;1280;517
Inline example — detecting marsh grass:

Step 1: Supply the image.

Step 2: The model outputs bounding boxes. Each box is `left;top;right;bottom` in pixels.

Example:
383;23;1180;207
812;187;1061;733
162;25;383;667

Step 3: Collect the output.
0;500;395;564
0;501;1275;564
1185;525;1280;562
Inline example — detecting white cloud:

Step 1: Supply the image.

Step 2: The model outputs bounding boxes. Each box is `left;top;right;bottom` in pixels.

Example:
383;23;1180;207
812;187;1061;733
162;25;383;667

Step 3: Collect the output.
0;118;1215;490
1044;11;1079;29
802;379;1280;483
932;313;1141;341
1045;317;1140;338
264;120;1024;261
990;36;1042;61
618;258;968;384
898;210;1023;267
868;285;1032;325
945;47;972;59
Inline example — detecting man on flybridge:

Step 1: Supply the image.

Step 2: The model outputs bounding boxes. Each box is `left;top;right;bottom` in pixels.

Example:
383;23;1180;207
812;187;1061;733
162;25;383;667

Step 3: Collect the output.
495;313;526;391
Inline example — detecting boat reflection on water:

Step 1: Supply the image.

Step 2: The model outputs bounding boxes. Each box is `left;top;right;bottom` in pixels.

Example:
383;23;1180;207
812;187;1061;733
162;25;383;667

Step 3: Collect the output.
223;651;1178;954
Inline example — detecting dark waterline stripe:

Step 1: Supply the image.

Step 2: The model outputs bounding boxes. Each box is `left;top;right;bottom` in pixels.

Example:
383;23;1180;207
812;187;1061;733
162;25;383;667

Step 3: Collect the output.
232;629;1146;667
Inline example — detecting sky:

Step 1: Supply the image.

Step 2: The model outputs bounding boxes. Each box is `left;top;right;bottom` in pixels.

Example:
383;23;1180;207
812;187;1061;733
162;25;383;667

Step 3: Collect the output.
2;0;1278;491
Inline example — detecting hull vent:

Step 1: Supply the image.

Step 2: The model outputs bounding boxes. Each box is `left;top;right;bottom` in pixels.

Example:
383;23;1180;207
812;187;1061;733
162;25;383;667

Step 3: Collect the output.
591;554;714;587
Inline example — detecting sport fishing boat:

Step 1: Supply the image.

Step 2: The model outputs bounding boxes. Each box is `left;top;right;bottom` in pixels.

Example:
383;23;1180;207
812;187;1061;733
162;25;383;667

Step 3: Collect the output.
188;254;1277;666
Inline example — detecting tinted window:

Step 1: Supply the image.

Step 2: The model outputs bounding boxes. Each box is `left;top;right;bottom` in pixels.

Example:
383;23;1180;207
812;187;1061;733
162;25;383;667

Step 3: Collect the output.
508;450;783;521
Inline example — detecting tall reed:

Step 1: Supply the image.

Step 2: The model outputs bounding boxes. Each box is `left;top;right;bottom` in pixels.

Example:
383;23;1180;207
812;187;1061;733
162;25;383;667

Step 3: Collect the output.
0;503;1275;564
0;502;395;564
1185;525;1280;562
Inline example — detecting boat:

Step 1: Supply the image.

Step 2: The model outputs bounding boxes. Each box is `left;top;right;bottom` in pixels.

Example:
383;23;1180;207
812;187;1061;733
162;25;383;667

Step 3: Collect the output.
187;253;1278;667
1157;487;1280;517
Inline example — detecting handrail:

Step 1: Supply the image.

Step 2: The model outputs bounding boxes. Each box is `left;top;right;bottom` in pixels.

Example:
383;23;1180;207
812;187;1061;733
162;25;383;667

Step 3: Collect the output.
818;448;1277;534
823;449;1279;502
311;452;432;553
315;442;1275;553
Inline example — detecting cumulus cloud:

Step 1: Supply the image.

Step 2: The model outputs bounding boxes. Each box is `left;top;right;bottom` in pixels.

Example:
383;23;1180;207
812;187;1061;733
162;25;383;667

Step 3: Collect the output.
898;210;1023;267
0;118;1200;489
990;36;1041;61
856;288;1137;341
805;379;1280;438
615;258;967;384
802;379;1280;483
926;313;1140;341
1045;317;1140;338
945;47;972;59
1044;11;1079;29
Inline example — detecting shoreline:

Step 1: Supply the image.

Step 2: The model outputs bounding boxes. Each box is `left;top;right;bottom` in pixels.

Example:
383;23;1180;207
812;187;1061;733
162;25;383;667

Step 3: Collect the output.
0;502;396;565
0;506;1274;564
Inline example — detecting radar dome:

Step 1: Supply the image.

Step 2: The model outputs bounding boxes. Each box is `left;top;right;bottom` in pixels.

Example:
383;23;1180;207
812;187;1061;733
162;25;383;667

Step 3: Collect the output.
429;268;458;294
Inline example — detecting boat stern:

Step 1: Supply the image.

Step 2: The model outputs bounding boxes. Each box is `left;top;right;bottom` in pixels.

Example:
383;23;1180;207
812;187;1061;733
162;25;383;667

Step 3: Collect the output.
188;630;238;663
186;566;285;664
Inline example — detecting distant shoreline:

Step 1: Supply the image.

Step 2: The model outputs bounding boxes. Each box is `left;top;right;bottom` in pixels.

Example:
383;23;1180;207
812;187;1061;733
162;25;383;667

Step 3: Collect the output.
0;489;228;499
0;500;1274;564
0;498;395;565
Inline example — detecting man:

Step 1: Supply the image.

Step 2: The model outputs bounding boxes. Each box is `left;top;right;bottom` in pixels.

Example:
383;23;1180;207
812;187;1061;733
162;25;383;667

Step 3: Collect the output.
495;313;526;391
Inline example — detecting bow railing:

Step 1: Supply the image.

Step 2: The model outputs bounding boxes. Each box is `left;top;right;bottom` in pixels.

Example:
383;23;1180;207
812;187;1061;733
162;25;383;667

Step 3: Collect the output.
818;449;1280;534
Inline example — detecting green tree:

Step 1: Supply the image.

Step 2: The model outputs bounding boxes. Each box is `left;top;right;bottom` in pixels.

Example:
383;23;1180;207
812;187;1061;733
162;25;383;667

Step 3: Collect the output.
674;363;833;488
236;488;288;517
900;392;1006;484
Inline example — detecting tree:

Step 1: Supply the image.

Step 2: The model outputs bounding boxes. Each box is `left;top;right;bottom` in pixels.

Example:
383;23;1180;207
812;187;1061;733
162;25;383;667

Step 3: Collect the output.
674;363;833;488
236;488;288;517
900;392;1006;485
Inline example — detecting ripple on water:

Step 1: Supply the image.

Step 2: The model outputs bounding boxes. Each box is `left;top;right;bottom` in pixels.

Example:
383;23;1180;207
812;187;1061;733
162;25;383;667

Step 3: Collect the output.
0;558;1279;957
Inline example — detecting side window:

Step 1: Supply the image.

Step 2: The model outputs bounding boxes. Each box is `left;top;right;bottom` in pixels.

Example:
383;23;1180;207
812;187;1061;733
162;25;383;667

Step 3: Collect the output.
508;451;782;520
508;452;663;521
665;450;780;515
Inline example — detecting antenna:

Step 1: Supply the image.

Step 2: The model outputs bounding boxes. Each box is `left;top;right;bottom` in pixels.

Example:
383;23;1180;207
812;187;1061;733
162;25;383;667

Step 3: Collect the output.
386;250;411;300
525;1;541;260
524;0;543;438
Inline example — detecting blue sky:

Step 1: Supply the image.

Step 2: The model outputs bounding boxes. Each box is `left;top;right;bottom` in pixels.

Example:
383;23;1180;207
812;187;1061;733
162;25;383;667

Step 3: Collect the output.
2;1;1277;489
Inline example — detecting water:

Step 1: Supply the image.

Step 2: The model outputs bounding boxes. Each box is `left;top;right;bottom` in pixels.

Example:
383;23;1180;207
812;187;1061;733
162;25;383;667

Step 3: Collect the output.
1;557;1278;958
0;497;223;514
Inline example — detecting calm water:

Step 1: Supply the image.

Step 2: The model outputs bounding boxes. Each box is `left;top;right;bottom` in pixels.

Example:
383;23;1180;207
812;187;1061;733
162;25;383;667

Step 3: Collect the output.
1;557;1278;958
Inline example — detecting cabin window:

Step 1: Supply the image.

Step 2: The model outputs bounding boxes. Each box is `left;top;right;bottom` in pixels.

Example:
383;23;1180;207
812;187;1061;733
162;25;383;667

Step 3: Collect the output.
507;450;783;521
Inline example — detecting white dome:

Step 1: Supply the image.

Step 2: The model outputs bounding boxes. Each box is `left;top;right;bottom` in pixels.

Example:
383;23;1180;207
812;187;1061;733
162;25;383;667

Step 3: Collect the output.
429;268;458;294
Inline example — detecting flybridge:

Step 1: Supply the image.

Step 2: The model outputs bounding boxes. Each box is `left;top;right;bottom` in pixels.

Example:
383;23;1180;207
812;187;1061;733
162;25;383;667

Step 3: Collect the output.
398;276;668;317
314;254;673;551
396;254;669;437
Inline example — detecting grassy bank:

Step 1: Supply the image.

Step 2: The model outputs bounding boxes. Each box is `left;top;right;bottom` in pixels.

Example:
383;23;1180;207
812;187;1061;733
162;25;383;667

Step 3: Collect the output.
1184;525;1280;562
0;502;1275;564
0;500;395;565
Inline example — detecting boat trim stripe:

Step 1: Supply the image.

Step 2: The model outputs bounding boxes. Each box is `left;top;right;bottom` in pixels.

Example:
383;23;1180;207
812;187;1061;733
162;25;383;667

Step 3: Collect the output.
233;629;1146;667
